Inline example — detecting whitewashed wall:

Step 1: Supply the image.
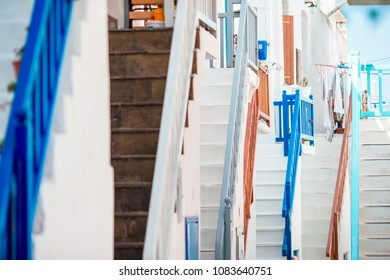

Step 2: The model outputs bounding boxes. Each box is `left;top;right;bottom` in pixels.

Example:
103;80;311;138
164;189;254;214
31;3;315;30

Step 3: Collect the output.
107;0;125;29
0;0;33;139
33;0;114;259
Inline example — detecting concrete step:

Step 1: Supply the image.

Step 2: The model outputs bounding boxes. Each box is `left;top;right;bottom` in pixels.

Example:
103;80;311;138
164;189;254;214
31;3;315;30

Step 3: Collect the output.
110;78;165;104
200;250;215;260
255;170;286;185
200;144;226;165
314;134;343;145
200;84;232;105
200;227;216;251
308;143;342;157
111;103;162;129
256;198;283;213
360;205;390;222
112;155;155;183
114;242;144;260
361;175;390;191
256;244;284;260
302;205;332;220
200;164;224;185
360;238;390;255
361;144;390;160
111;128;159;156
110;52;169;79
200;207;219;228
202;68;234;86
109;28;173;54
302;233;328;248
255;143;284;157
301;168;337;181
115;182;151;213
115;211;148;244
360;118;390;132
361;131;390;145
200;104;230;124
200;124;228;144
302;193;334;207
360;254;390;260
360;190;390;206
302;219;330;235
360;223;390;239
301;179;336;194
256;183;284;200
256;228;284;244
256;213;284;229
302;156;340;169
302;246;328;260
361;159;390;176
256;156;287;170
200;184;222;206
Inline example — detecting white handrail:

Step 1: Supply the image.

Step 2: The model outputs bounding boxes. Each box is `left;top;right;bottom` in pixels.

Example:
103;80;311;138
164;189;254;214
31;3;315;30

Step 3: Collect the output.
143;0;198;260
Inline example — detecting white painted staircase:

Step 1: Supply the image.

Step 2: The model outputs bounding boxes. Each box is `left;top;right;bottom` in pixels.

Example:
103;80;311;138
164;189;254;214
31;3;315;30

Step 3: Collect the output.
359;118;390;260
301;134;342;259
255;135;286;260
199;68;233;260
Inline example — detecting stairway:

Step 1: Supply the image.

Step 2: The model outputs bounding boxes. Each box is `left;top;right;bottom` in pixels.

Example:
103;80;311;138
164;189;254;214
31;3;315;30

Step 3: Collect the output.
109;28;173;259
359;118;390;260
301;134;342;259
255;136;286;260
199;68;233;260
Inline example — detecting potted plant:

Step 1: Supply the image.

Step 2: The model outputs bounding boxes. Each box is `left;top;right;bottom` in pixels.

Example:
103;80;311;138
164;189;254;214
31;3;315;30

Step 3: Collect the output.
6;45;24;94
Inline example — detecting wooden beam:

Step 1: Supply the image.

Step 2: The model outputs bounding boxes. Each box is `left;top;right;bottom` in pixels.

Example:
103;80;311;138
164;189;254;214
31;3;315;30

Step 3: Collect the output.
129;11;152;20
131;0;164;5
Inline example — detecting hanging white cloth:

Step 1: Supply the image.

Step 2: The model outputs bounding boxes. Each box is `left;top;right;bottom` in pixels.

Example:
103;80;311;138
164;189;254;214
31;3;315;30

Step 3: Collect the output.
318;66;336;142
334;72;344;114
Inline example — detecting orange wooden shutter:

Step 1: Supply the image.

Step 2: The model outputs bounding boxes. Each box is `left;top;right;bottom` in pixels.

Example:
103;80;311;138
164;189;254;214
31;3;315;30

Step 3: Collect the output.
283;15;294;85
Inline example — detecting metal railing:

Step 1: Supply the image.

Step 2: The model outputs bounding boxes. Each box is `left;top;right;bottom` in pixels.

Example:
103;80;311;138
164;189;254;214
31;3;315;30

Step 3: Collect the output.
281;90;301;260
326;95;352;260
274;91;314;156
0;0;73;259
143;0;198;259
215;0;257;260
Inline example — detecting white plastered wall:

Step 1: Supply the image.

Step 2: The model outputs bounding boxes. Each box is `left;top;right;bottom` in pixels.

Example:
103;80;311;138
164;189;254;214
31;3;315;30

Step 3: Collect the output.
33;0;114;259
107;0;125;29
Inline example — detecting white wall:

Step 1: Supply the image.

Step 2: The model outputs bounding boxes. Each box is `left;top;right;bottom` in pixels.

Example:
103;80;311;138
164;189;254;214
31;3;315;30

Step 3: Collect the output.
107;0;125;29
291;157;302;258
338;165;351;259
0;0;33;139
33;0;114;259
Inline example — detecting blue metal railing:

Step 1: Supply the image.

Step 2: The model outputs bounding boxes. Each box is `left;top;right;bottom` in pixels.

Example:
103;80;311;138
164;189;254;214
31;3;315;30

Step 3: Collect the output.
274;90;314;156
215;0;257;260
0;0;73;259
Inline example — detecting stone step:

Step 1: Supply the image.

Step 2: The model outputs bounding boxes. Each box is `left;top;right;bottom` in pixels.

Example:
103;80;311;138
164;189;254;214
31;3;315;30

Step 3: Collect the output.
302;205;332;220
114;242;144;260
200;144;226;164
256;244;284;260
361;131;390;145
302;233;328;248
202;68;234;86
200;164;224;185
360;238;390;255
200;124;228;144
255;183;284;200
256;156;287;170
302;246;328;260
256;228;284;244
256;213;284;229
200;184;222;207
115;212;148;244
360;205;390;223
361;176;390;191
361;144;390;160
255;170;286;185
360;223;390;239
112;155;155;183
302;219;330;235
301;179;336;194
301;168;337;182
256;198;283;213
111;128;159;156
360;190;390;206
302;193;334;207
255;144;284;157
360;118;390;132
110;52;169;79
110;78;165;104
200;84;232;105
200;207;219;228
360;159;390;176
109;28;173;54
111;103;162;129
200;104;230;124
302;156;340;169
115;182;151;213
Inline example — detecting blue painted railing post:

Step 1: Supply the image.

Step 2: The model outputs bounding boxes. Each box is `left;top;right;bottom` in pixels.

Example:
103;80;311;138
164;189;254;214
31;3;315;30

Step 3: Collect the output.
224;197;232;259
351;51;361;260
282;91;289;156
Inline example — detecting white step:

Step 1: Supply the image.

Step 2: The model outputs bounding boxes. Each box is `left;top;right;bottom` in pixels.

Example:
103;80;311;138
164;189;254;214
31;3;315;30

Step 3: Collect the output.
314;134;343;145
200;124;227;144
256;157;287;170
302;219;330;234
301;168;337;181
202;68;234;86
200;227;217;251
301;179;336;194
255;170;286;185
360;238;390;255
200;144;226;164
302;233;328;248
256;183;284;199
200;105;230;124
309;143;342;157
256;244;284;260
360;190;390;206
301;156;340;169
255;143;284;157
361;144;390;160
360;206;390;222
200;184;222;206
302;193;334;207
302;205;332;220
256;228;284;244
360;223;390;239
200;207;219;228
360;254;390;260
200;164;223;184
361;159;390;176
200;84;232;105
256;213;284;228
361;131;390;145
361;176;390;191
302;247;328;260
360;118;390;132
256;198;283;213
200;251;215;260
